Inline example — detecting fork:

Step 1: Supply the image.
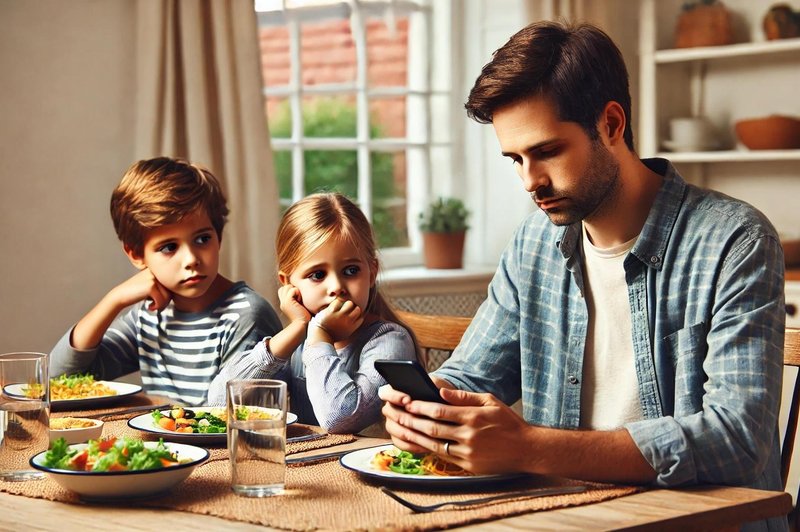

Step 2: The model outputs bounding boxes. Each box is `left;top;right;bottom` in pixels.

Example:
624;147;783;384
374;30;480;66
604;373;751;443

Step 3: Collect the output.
379;484;588;513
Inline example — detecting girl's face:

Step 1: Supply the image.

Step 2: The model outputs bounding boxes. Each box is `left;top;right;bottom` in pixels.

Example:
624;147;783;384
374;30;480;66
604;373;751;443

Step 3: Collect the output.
282;236;376;316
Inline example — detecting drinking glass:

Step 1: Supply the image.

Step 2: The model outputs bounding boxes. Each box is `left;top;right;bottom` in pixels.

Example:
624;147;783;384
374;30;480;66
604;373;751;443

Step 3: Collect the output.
226;379;287;497
0;352;49;481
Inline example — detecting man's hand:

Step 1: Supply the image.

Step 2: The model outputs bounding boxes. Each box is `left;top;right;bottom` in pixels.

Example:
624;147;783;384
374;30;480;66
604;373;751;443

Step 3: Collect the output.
381;383;658;482
309;297;364;344
380;384;533;475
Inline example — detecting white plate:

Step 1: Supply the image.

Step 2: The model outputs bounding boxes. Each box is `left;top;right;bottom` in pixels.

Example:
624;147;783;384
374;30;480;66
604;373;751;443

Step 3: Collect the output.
127;406;298;444
4;380;142;409
3;381;142;410
339;444;528;487
29;441;209;500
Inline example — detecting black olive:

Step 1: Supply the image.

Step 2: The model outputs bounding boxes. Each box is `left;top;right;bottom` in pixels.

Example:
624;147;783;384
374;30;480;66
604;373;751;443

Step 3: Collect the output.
182;409;196;419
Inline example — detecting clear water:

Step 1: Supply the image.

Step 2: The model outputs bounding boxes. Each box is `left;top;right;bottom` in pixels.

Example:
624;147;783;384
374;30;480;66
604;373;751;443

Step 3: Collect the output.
229;419;285;497
0;400;48;481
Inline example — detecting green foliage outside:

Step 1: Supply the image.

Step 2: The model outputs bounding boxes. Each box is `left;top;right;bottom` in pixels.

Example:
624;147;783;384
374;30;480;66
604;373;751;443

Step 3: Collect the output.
268;98;404;248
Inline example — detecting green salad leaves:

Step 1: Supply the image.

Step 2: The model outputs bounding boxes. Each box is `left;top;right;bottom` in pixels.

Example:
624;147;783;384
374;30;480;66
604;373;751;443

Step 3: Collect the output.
43;437;180;472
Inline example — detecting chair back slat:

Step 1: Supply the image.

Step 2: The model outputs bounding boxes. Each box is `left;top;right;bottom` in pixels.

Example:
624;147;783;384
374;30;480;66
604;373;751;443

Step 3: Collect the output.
395;310;472;369
782;328;800;490
782;328;800;529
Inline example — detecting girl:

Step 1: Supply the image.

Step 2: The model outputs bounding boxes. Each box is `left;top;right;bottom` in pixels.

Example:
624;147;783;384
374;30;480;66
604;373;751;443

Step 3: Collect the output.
243;193;417;434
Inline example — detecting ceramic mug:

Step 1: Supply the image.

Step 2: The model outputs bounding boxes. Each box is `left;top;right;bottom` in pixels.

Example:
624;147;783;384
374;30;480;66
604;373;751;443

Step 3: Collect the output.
669;117;714;150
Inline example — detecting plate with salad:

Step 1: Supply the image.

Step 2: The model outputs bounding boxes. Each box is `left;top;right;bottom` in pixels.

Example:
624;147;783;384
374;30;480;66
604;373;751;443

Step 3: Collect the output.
127;405;298;444
29;436;209;500
4;373;142;410
339;444;528;487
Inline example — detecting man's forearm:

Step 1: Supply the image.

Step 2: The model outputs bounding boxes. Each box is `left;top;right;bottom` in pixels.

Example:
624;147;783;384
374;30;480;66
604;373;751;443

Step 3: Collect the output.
523;425;657;484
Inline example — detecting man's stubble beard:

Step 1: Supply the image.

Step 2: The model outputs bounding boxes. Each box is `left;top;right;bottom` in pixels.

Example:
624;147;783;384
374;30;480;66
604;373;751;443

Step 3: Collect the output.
539;140;621;227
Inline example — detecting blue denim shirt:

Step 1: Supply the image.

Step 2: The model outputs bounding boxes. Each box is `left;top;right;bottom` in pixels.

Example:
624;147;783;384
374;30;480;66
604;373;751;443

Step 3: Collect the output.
435;159;786;531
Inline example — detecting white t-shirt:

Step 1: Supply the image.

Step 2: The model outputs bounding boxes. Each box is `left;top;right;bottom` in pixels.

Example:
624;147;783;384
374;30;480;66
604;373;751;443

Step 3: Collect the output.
579;223;644;430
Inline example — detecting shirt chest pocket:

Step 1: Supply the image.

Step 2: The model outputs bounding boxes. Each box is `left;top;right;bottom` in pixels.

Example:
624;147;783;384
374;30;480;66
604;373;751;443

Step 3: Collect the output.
661;322;708;414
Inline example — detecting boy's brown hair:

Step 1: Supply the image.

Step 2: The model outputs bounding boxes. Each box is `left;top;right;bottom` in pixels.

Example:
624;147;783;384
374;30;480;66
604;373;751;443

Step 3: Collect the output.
110;157;229;256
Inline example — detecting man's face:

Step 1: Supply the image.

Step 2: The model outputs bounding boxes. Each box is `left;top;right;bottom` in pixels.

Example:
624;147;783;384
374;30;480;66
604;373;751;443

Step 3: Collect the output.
492;96;620;226
138;209;221;310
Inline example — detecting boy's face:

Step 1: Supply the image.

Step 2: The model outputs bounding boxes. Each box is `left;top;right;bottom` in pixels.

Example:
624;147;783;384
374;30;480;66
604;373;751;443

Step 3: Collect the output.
129;209;221;311
283;236;376;317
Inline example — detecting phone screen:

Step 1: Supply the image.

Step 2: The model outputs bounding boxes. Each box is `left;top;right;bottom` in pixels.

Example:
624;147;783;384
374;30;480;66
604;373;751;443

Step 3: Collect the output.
374;360;447;403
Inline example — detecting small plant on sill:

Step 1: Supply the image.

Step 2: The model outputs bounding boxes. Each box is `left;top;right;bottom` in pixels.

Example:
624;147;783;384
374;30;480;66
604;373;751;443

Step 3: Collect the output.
418;197;470;234
418;197;470;269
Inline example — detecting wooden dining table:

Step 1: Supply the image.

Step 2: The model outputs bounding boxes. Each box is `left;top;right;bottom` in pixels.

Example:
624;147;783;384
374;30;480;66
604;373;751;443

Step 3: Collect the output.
1;437;792;531
0;394;792;531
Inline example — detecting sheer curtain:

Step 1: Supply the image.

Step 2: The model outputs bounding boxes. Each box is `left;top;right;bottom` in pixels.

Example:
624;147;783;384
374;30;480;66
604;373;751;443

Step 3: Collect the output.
133;0;278;305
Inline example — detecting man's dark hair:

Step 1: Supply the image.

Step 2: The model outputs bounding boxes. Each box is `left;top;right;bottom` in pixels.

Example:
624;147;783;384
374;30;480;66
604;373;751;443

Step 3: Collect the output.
465;21;635;151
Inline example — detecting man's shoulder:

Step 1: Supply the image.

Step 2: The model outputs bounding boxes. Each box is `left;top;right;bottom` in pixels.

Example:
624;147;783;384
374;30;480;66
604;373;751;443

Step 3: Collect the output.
681;183;778;238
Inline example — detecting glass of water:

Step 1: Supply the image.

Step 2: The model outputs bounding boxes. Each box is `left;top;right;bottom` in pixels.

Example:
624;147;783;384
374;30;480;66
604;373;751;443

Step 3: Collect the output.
226;379;287;497
0;352;49;481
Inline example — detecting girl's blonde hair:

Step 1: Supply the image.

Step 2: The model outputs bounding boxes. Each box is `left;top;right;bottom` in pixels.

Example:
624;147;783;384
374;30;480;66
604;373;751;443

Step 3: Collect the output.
276;193;418;351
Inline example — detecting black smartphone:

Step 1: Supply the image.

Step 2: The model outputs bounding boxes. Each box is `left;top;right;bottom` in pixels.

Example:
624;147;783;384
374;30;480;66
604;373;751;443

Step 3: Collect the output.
374;359;447;404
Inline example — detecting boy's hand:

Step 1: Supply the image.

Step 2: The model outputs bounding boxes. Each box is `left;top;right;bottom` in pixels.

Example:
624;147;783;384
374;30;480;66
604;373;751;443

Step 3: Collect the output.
71;268;171;350
111;268;172;311
312;297;364;343
278;284;311;324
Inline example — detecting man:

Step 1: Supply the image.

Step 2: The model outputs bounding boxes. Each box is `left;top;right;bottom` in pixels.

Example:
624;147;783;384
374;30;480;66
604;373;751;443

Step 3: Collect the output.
380;21;786;531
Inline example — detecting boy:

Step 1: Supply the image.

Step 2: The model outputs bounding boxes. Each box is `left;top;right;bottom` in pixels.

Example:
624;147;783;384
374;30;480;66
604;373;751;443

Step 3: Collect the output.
50;157;282;406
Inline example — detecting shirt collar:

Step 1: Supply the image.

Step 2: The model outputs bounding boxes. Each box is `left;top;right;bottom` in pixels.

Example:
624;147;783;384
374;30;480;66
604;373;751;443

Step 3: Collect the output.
557;158;686;272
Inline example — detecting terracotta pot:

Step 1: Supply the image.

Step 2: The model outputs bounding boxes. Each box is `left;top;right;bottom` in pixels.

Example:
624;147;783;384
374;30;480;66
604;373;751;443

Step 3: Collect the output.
734;115;800;150
422;231;465;269
674;3;734;48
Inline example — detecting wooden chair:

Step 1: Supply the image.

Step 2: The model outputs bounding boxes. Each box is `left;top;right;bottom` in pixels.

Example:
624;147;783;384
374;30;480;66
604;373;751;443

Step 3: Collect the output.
395;310;472;370
782;327;800;529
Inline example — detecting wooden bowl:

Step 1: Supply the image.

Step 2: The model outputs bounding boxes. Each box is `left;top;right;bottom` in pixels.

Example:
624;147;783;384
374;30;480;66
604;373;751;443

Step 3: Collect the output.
784;239;800;268
734;115;800;150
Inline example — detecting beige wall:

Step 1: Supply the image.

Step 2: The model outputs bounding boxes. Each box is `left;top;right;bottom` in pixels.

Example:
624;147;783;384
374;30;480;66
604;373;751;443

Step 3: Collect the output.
0;0;138;353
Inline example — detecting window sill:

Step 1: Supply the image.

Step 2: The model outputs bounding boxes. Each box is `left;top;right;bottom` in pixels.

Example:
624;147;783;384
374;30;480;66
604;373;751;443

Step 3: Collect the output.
379;265;494;298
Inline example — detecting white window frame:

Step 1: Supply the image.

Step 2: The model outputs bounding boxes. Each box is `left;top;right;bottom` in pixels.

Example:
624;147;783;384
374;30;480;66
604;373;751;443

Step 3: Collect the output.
256;0;457;269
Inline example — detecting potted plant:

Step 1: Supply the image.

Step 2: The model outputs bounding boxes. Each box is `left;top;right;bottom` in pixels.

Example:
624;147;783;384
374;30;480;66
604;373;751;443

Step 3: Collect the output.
418;197;470;269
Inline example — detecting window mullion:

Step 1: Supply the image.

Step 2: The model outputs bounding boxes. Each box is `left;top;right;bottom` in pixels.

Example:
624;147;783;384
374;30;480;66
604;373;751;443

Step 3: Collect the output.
288;15;304;202
349;1;372;222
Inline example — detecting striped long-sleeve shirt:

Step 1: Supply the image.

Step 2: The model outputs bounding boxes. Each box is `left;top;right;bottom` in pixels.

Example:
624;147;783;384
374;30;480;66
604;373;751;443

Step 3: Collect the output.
50;281;282;406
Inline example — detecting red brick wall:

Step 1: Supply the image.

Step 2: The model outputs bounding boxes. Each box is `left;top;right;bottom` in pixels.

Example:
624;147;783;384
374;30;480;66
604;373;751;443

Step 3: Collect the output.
258;18;408;137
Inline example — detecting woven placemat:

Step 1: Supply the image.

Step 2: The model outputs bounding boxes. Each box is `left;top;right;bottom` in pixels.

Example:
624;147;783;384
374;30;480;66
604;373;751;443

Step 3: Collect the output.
1;452;640;531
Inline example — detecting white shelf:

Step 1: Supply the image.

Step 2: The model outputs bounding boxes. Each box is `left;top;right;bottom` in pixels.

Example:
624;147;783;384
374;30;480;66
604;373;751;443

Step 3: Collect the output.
655;38;800;64
657;149;800;163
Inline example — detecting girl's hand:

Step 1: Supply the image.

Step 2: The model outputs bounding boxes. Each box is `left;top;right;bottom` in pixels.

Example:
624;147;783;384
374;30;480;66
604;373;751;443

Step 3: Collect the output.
314;297;364;342
278;284;311;324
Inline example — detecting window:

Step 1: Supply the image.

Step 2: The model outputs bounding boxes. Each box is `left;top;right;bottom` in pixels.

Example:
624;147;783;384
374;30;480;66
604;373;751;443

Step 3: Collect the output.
255;0;453;267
